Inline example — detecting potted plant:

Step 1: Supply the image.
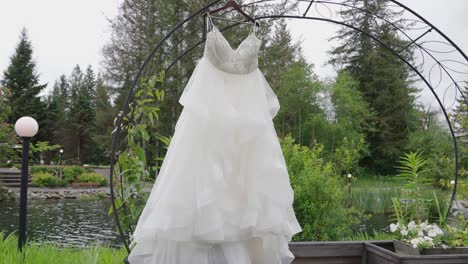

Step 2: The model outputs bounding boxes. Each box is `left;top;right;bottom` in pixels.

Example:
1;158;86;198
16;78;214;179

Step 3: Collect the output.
389;218;468;255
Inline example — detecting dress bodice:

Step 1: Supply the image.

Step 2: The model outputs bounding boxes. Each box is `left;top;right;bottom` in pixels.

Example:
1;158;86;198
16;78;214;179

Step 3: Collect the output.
203;16;262;74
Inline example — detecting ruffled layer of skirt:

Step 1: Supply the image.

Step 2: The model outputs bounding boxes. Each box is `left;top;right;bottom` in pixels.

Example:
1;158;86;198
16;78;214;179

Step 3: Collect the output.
128;58;301;264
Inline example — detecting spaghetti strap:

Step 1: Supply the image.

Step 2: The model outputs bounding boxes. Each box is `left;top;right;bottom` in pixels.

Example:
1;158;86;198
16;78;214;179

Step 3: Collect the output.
249;19;258;37
206;13;215;32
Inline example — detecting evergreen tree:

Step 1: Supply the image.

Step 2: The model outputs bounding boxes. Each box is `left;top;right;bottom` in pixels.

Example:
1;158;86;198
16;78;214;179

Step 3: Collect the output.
451;82;468;169
329;0;418;173
92;75;116;164
452;83;468;144
1;29;46;138
0;87;16;165
43;75;69;153
261;19;301;91
68;65;96;164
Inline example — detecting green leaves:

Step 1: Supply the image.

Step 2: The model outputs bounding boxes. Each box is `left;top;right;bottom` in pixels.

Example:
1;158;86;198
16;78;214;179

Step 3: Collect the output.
112;71;167;234
395;151;432;189
281;135;365;241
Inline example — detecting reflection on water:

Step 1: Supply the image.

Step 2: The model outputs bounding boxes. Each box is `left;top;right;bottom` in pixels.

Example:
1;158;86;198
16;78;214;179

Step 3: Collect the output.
0;198;393;247
0;199;121;247
360;213;391;234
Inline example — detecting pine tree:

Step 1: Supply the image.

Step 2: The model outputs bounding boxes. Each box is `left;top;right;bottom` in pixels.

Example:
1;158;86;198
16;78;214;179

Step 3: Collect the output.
92;75;116;163
329;0;418;173
452;83;468;147
67;65;96;164
44;75;69;152
1;29;46;135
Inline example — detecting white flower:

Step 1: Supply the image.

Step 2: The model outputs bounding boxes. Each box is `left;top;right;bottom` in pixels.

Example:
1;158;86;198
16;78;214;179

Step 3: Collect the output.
408;221;417;231
418;230;424;237
427;224;444;237
390;223;398;232
410;238;422;248
423;236;433;241
400;228;408;236
423;236;434;247
441;244;448;249
420;220;429;230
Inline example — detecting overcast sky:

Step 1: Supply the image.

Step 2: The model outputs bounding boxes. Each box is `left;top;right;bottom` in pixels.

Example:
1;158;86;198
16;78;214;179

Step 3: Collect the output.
1;0;467;110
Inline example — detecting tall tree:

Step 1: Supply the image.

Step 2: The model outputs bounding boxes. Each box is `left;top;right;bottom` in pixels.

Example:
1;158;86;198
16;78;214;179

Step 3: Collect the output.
451;82;468;169
67;65;96;164
1;29;46;139
92;75;116;163
0;87;16;165
43;75;69;153
329;0;418;173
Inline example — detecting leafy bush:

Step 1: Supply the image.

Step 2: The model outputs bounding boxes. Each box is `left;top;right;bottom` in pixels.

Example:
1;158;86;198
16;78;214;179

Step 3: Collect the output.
63;166;92;183
32;172;65;187
76;173;107;186
31;166;57;175
281;135;365;241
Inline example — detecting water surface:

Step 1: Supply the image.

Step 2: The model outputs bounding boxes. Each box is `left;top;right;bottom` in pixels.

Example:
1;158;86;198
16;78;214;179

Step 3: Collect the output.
0;198;121;247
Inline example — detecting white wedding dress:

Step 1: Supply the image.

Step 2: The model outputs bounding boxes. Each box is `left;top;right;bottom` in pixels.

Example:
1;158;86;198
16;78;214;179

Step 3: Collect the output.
128;15;302;264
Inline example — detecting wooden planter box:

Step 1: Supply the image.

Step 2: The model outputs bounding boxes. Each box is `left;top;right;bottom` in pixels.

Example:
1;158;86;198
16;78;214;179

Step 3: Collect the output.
393;240;468;256
366;241;468;264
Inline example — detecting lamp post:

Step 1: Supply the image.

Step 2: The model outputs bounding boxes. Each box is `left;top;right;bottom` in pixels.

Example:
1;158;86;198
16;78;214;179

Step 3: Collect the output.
14;116;38;251
347;173;352;194
59;149;64;180
59;149;64;165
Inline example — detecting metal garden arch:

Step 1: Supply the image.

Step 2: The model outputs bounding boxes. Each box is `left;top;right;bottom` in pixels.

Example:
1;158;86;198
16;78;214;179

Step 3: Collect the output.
109;0;468;253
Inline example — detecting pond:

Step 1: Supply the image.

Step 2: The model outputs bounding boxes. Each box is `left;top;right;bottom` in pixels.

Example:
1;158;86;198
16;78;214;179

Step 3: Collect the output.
0;198;392;248
0;198;121;247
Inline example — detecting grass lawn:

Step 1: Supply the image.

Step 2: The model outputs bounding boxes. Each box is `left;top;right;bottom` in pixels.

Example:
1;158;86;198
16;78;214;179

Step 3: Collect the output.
0;232;127;264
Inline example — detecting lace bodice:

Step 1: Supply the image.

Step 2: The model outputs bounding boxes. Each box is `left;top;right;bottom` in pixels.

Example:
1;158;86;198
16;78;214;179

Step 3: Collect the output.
203;15;261;74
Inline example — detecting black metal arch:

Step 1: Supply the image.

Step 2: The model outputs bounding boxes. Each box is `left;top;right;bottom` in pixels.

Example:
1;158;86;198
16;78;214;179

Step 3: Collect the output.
110;0;468;253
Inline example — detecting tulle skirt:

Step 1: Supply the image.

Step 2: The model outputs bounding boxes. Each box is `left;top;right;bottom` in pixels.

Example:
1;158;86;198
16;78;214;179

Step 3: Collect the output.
128;57;302;264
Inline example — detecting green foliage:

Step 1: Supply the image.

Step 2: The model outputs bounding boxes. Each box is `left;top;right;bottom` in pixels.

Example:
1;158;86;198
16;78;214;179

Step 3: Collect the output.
407;108;454;186
329;71;376;143
392;152;432;222
333;137;368;175
111;73;166;234
30;141;61;162
0;231;127;264
76;173;107;186
63;166;92;183
281;135;365;241
348;230;396;241
0;123;17;166
348;180;402;214
43;66;114;165
430;191;451;227
32;172;65;187
30;166;58;174
1;29;46;130
274;58;323;146
330;0;419;173
0;87;12;121
443;215;468;247
395;152;431;189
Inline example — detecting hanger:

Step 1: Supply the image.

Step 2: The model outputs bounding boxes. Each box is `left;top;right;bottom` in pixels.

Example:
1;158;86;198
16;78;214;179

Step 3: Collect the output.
207;1;259;27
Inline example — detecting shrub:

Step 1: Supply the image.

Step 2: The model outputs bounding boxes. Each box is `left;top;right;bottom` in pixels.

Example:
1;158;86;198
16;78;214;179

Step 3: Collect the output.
63;166;92;183
31;166;57;175
281;135;365;241
32;172;65;187
76;173;107;186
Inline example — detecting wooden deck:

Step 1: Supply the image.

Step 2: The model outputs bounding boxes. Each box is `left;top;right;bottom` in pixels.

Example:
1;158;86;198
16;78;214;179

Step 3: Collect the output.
290;241;468;263
123;240;468;263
